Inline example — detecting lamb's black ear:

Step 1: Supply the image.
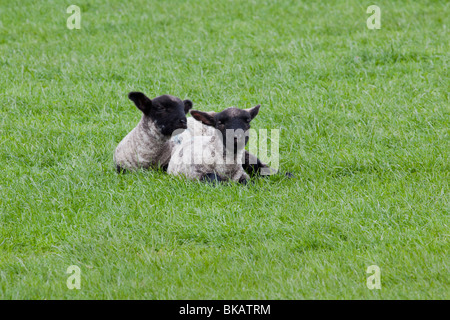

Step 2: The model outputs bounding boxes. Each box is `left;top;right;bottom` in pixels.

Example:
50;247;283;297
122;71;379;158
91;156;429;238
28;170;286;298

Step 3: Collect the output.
128;92;152;114
190;110;216;127
183;99;193;114
246;104;260;120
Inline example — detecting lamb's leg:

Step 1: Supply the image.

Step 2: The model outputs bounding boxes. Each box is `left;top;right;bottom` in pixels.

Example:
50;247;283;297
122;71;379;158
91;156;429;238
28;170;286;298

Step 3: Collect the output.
201;173;223;184
238;175;249;185
242;151;277;176
116;164;128;174
242;151;294;178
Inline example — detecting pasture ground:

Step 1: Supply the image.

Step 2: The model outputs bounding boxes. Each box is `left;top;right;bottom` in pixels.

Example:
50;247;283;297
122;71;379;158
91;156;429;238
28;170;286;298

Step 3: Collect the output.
0;0;448;299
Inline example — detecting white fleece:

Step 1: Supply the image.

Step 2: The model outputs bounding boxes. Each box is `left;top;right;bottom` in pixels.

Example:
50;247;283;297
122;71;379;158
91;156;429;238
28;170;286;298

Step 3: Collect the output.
168;117;249;182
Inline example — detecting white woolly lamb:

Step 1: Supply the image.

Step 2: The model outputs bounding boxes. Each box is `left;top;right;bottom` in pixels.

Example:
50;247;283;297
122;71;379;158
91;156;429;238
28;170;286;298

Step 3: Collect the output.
167;105;261;183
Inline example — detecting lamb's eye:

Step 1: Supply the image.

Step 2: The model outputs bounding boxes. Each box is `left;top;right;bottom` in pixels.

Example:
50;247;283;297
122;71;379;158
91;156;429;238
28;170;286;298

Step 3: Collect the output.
246;118;251;123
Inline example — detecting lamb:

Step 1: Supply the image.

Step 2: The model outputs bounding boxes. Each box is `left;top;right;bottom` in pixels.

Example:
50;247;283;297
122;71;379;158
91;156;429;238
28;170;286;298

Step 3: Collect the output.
167;105;263;183
114;91;193;172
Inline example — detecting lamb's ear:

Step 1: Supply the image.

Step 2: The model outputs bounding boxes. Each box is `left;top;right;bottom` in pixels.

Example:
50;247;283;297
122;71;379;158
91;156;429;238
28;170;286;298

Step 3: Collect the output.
190;110;216;127
128;92;152;114
183;99;193;114
246;104;261;120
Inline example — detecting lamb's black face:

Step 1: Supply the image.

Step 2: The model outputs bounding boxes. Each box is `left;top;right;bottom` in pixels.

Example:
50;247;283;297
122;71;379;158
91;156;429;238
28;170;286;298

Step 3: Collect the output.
128;92;193;136
190;105;260;153
214;108;253;151
148;95;192;136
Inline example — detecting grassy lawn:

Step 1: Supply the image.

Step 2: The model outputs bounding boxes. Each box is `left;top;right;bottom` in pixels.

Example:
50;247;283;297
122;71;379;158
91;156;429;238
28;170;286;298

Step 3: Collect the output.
0;0;448;299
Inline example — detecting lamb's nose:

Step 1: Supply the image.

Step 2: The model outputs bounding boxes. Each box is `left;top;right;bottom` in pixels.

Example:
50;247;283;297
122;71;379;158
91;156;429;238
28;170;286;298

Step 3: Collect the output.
180;119;187;124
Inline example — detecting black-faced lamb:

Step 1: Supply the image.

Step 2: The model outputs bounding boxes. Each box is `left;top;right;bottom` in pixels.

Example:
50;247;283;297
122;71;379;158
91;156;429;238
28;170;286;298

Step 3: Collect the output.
167;105;263;183
114;92;193;172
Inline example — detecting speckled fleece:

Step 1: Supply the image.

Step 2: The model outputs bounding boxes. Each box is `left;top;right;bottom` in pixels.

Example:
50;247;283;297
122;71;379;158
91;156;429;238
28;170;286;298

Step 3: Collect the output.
114;116;173;170
168;117;249;182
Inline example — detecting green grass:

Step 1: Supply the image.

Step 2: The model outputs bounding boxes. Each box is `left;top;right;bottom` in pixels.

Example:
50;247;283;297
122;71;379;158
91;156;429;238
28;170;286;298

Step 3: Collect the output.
0;0;448;299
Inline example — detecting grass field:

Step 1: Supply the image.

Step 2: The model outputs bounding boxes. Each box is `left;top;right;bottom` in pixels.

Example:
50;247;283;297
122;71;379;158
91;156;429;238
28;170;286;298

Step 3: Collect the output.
0;0;448;299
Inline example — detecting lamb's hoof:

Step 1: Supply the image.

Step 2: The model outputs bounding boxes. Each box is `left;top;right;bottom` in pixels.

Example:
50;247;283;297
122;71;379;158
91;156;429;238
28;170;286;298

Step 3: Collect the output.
201;173;222;184
238;177;248;185
284;171;295;178
116;165;127;174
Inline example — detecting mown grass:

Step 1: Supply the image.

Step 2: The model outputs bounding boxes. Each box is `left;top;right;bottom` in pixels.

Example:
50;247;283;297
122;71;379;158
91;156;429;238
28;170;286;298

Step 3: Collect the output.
0;0;448;299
